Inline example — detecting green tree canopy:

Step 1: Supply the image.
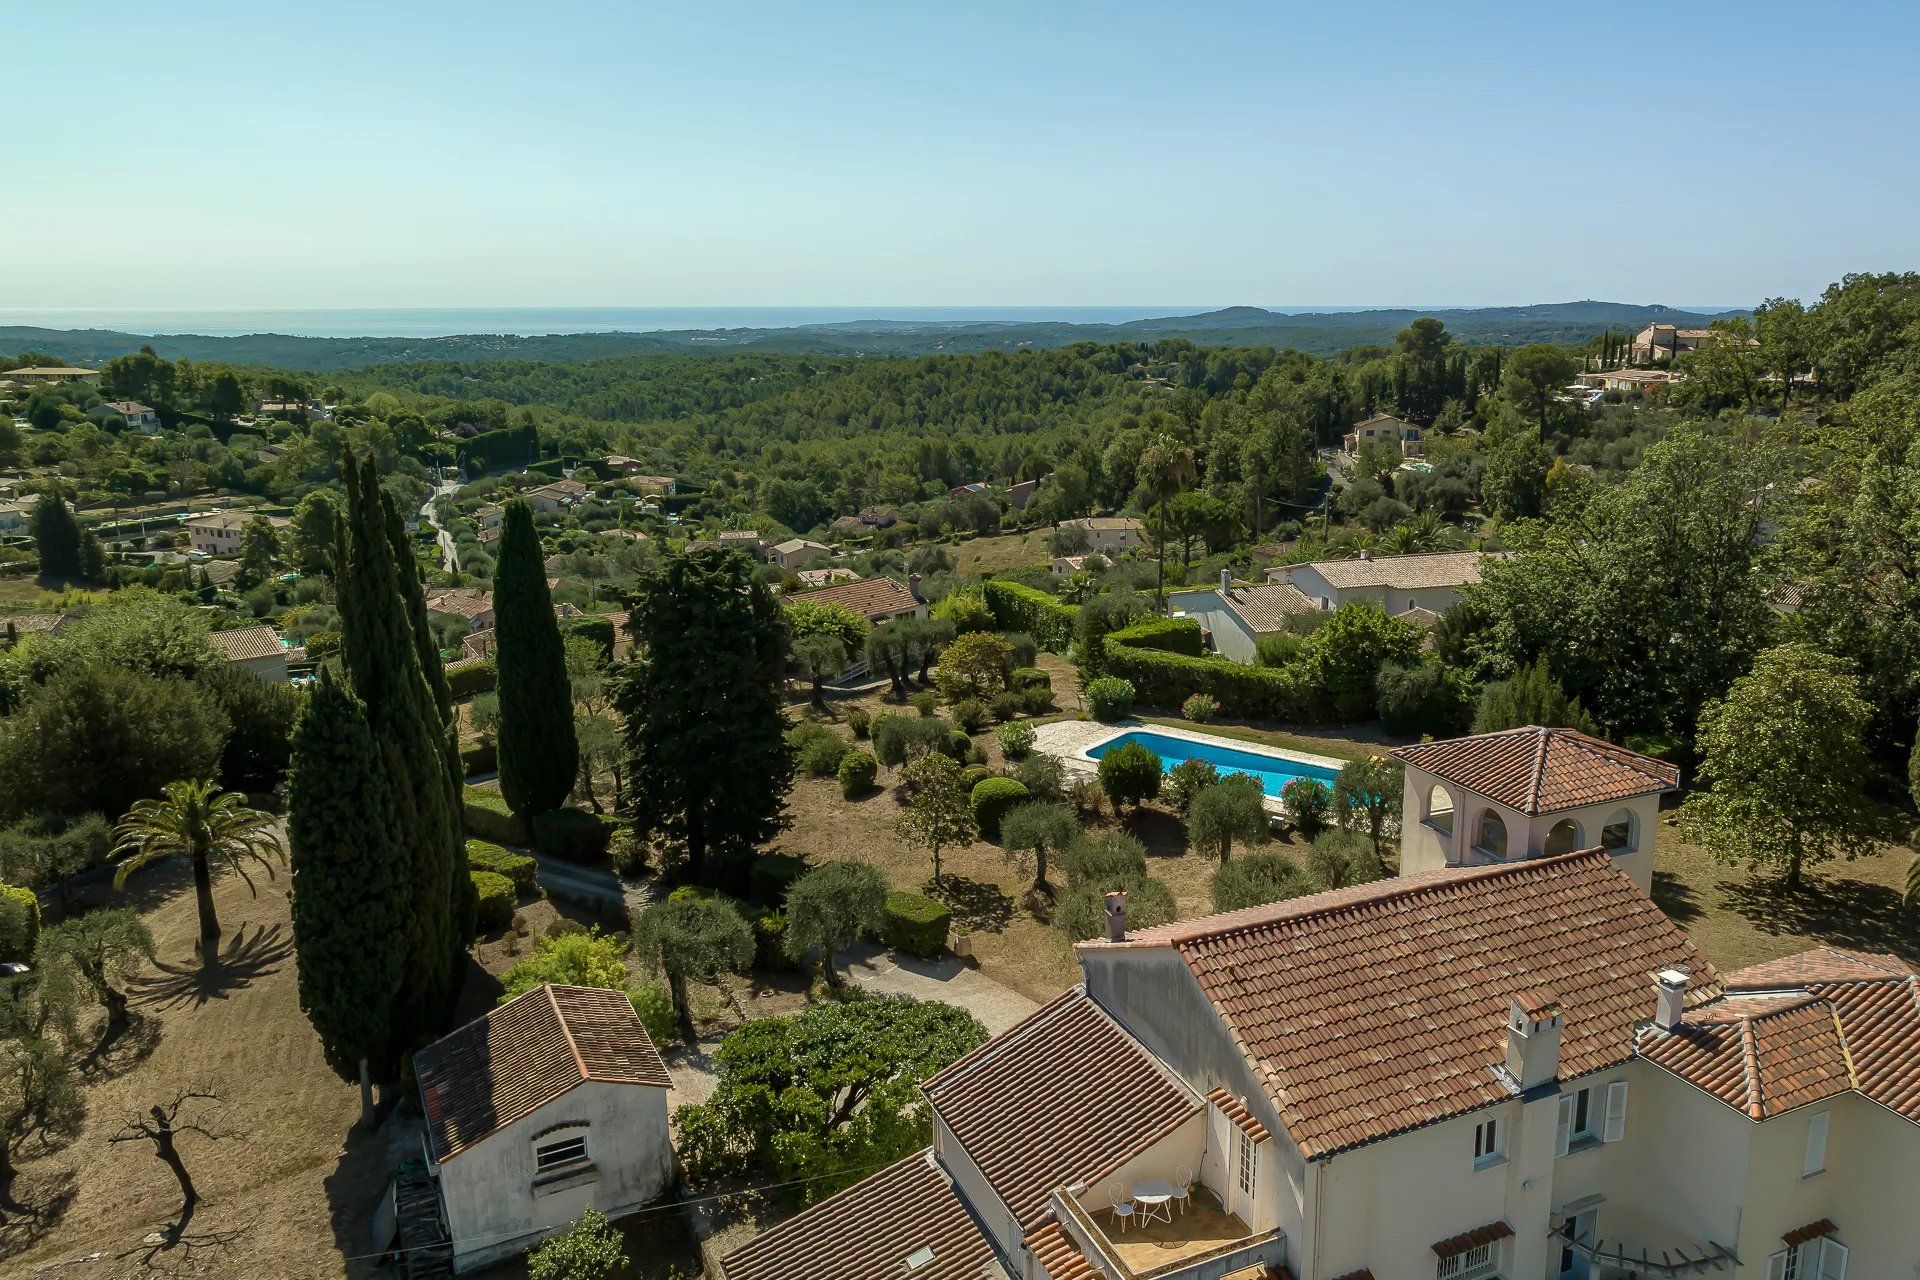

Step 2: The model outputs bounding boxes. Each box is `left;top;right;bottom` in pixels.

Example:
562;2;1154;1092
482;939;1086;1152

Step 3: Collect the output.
783;861;889;987
631;895;754;1042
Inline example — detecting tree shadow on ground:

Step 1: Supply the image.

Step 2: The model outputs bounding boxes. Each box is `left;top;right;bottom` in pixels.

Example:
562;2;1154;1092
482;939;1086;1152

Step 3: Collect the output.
62;855;196;919
77;1010;163;1083
1121;808;1189;858
925;875;1013;932
0;1168;78;1258
323;1120;406;1280
129;923;291;1011
1718;872;1918;962
1651;870;1704;926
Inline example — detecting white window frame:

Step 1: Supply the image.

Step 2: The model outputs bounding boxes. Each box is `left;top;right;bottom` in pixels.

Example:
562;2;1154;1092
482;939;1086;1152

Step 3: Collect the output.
1472;1116;1503;1168
533;1133;588;1174
1802;1110;1830;1178
1768;1238;1846;1280
1602;1080;1629;1143
1236;1128;1257;1197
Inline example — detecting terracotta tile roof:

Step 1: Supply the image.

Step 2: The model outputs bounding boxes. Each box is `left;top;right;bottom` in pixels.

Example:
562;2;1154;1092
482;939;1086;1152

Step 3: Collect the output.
1064;516;1143;533
414;984;669;1162
1303;550;1491;591
1025;1221;1098;1280
1433;1220;1514;1258
922;990;1200;1228
1219;583;1317;634
1782;1219;1838;1248
424;587;494;621
788;575;921;622
1206;1088;1271;1144
718;1150;998;1280
187;509;252;533
1389;726;1678;815
1085;852;1716;1158
1724;947;1913;990
210;625;284;663
0;611;71;638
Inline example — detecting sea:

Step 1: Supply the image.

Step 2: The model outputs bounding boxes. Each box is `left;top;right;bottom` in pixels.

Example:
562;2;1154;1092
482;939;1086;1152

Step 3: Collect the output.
0;305;1402;339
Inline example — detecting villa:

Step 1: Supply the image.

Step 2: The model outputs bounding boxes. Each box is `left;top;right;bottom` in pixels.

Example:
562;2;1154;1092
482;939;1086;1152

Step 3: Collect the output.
103;400;160;433
1059;516;1146;553
1342;412;1424;457
1267;550;1498;616
769;537;834;570
786;574;926;626
210;624;289;682
1169;572;1319;662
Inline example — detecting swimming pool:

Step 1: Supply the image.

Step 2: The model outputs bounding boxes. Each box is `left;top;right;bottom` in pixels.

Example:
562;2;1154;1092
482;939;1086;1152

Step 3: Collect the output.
1084;729;1342;799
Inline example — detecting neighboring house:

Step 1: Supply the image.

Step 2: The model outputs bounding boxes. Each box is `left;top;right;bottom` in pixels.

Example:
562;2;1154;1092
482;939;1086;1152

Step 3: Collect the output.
0;501;27;533
210;624;289;681
1271;549;1496;615
1168;572;1318;663
1600;368;1678;396
460;628;497;661
949;481;991;497
602;456;675;494
829;514;868;537
691;530;767;559
0;612;72;645
858;505;899;528
522;479;589;514
1;365;98;383
1630;323;1715;363
1392;725;1680;892
1343;412;1424;457
474;503;506;530
1007;476;1043;511
721;851;1916;1280
794;566;859;589
103;400;160;433
412;985;674;1274
425;587;495;631
185;510;251;556
769;537;833;570
786;575;926;626
1058;516;1144;553
198;558;243;590
1050;552;1109;578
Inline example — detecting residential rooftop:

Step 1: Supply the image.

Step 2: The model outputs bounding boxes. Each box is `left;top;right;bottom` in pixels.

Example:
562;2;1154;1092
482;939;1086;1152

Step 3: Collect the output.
1292;549;1495;591
1390;725;1680;815
786;575;919;620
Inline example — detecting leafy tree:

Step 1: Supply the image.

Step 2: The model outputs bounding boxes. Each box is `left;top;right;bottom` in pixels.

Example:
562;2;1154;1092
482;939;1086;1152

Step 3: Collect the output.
1053;873;1176;941
632;895;754;1043
1331;755;1402;861
1479;429;1553;520
1210;849;1310;912
36;908;153;1038
287;672;408;1119
619;547;792;890
892;752;974;884
238;515;281;591
1187;777;1270;863
783;861;889;987
500;928;632;1002
999;802;1078;895
29;493;82;578
1307;828;1386;889
1281;777;1332;840
200;660;304;793
787;600;868;654
528;1210;627;1280
1138;434;1196;608
1806;271;1920;398
864;623;913;697
289;490;341;576
1472;657;1596;734
790;633;848;711
0;814;110;916
495;501;579;816
112;779;281;962
0;1033;82;1204
934;630;1013;701
1375;659;1473;738
1303;601;1423;720
1501;344;1576;434
1097;740;1162;812
1677;644;1880;892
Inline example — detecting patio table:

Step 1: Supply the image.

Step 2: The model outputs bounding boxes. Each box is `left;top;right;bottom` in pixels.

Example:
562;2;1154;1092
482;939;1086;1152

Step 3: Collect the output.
1129;1177;1177;1226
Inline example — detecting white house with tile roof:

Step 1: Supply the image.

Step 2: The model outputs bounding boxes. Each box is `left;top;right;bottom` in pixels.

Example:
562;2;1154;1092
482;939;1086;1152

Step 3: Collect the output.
719;853;1917;1280
1169;573;1320;663
1269;550;1500;616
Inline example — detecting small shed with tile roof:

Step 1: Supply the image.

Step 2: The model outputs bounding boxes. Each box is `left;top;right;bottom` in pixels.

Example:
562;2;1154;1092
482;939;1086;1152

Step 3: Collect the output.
412;984;674;1273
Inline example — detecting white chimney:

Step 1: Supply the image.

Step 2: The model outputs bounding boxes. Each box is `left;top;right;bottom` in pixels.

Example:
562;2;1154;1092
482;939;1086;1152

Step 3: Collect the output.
1104;891;1128;943
1504;991;1563;1091
1220;569;1232;592
1654;968;1689;1032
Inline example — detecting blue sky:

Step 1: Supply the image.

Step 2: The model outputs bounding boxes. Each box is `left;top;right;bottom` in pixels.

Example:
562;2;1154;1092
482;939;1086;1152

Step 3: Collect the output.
5;1;1916;310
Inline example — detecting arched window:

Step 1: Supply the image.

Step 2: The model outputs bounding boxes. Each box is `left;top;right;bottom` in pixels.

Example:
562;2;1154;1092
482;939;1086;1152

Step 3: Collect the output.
1426;785;1455;836
1474;810;1508;859
1544;818;1583;858
1601;808;1637;854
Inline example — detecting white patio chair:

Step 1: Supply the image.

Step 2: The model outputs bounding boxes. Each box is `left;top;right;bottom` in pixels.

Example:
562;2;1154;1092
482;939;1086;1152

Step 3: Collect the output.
1107;1184;1136;1233
1171;1168;1193;1215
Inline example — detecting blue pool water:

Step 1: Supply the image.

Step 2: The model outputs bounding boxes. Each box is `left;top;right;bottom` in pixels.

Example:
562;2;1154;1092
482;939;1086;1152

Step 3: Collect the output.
1086;731;1340;798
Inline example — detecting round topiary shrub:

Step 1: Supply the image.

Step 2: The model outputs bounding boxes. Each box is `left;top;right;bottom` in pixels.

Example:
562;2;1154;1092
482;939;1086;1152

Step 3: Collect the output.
990;691;1026;723
838;748;878;797
1085;676;1135;722
471;870;515;934
996;718;1037;760
1097;739;1162;810
947;728;974;761
910;692;939;717
960;763;994;793
1182;692;1220;723
970;777;1031;841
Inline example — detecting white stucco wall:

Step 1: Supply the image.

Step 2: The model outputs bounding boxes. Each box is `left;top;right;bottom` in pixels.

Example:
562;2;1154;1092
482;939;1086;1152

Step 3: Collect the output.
1167;589;1264;664
1397;764;1659;891
438;1080;672;1273
231;652;289;683
1284;564;1468;616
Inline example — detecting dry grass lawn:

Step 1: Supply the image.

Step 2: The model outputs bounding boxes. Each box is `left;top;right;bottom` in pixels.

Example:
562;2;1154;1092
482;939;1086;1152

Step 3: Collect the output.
951;530;1050;579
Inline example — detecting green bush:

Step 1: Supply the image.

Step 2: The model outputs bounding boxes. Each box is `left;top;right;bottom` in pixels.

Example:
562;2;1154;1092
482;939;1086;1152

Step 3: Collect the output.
0;883;39;964
466;839;538;896
752;909;798;972
1053;873;1176;941
1103;639;1328;722
933;590;993;633
1061;831;1148;886
787;722;850;777
960;764;994;793
990;691;1026;723
1165;758;1221;813
1003;632;1039;669
471;870;516;933
983;580;1079;652
1308;828;1386;890
1211;850;1311;912
750;853;808;906
951;698;989;734
1021;684;1055;714
881;891;951;958
447;658;498;697
873;714;955;769
628;981;677;1046
562;613;617;659
1105;617;1205;656
531;807;612;863
1010;667;1052;693
847;707;872;738
1281;777;1333;839
970;777;1030;840
1085;676;1135;721
996;719;1037;760
459;738;497;776
1375;659;1474;738
837;749;878;797
1097;739;1162;809
948;729;974;761
1013;753;1066;801
910;691;939;717
1181;692;1220;723
463;785;529;845
610;825;647;877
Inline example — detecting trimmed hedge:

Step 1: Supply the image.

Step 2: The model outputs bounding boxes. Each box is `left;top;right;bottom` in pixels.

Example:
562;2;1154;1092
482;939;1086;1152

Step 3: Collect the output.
1103;630;1330;722
750;853;808;905
881;891;951;958
1010;667;1051;693
1105;616;1205;656
471;870;516;933
459;739;497;777
983;580;1079;652
837;749;877;797
447;658;498;697
970;777;1030;840
0;883;39;964
531;807;613;863
463;785;529;845
466;839;538;896
563;613;617;658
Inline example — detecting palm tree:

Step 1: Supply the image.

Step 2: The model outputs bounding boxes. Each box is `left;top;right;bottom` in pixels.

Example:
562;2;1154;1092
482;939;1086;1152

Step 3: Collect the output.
113;780;282;961
1137;434;1196;610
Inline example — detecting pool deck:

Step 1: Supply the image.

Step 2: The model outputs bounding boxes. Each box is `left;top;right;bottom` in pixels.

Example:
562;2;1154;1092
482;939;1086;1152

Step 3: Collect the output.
1032;719;1347;815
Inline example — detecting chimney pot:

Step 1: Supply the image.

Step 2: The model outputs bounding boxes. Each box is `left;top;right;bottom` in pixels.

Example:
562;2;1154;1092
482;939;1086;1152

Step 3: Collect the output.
1220;568;1232;592
1654;967;1689;1032
1504;991;1563;1090
1104;891;1128;943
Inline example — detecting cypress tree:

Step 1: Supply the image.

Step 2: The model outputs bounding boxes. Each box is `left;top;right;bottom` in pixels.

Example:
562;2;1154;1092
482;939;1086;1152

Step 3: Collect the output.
617;547;791;890
335;454;468;1042
494;500;578;815
287;671;406;1122
30;493;81;578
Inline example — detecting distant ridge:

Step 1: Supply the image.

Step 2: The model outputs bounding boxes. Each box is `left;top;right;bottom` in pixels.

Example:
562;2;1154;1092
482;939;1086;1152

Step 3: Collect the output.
0;301;1743;372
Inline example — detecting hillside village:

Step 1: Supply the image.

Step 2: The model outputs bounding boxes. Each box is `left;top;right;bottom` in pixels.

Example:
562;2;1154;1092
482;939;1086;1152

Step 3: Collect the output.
0;272;1915;1280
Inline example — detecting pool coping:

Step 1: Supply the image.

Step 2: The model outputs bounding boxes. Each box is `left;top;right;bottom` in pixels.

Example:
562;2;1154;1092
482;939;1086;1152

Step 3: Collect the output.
1032;719;1349;815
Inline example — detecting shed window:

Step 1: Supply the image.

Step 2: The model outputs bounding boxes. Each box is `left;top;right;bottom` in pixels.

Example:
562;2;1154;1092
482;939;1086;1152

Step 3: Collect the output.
534;1134;588;1173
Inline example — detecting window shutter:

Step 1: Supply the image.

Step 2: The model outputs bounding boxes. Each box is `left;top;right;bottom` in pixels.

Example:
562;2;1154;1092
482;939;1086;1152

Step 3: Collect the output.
1555;1094;1574;1157
1817;1238;1847;1280
1802;1110;1830;1177
1603;1080;1629;1143
1765;1249;1788;1280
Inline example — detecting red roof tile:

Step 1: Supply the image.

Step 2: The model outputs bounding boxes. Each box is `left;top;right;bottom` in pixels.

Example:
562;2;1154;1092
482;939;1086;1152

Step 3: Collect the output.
1391;726;1678;815
719;1151;997;1280
1433;1220;1514;1258
923;990;1199;1228
1207;1088;1271;1144
1087;852;1715;1157
788;575;921;621
1025;1221;1098;1280
414;985;669;1161
1724;947;1914;990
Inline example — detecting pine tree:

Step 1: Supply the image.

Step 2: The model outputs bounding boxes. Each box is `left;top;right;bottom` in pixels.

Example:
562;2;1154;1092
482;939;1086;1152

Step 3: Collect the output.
30;493;81;578
335;454;468;1042
287;671;407;1121
494;500;578;815
617;547;791;890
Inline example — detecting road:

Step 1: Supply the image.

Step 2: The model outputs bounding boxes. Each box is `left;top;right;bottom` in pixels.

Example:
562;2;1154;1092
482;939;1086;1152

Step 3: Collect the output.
420;474;459;572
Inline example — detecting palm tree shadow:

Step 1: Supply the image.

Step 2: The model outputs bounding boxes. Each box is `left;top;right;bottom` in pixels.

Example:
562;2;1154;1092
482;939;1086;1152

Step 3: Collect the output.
129;923;292;1011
